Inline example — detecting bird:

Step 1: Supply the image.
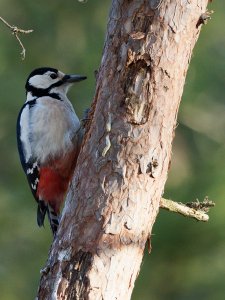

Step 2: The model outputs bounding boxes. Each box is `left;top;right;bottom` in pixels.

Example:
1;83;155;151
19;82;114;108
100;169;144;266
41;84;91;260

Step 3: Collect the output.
17;67;87;236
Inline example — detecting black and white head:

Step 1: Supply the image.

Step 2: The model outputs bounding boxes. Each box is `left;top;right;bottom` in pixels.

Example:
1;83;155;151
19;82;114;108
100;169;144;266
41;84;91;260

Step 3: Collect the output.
25;67;87;100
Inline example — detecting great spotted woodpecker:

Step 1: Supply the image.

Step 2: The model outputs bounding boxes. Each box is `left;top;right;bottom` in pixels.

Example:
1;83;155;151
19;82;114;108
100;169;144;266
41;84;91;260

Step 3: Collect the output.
17;67;86;236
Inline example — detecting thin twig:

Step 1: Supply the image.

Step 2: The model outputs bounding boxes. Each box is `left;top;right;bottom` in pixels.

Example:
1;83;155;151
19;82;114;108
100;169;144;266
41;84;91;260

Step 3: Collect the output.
160;197;215;222
0;16;33;60
196;10;214;28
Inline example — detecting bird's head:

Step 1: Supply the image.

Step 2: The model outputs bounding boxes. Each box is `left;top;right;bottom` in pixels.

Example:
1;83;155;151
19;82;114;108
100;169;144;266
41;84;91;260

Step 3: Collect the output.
25;67;87;100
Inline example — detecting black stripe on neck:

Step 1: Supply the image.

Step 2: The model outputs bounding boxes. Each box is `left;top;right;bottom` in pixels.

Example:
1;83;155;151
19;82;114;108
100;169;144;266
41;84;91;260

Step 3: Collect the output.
26;88;62;101
26;78;64;100
48;93;61;100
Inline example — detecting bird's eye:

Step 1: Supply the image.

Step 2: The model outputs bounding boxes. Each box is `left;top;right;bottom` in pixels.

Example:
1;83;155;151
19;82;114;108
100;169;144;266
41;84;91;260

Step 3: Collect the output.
50;73;57;79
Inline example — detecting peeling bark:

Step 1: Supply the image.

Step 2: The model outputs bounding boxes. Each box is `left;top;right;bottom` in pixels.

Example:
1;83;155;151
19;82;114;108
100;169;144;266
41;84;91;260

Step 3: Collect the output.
37;0;209;299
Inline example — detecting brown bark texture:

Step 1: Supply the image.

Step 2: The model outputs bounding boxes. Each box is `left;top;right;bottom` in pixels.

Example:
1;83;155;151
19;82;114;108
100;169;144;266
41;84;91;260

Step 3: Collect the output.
37;0;209;299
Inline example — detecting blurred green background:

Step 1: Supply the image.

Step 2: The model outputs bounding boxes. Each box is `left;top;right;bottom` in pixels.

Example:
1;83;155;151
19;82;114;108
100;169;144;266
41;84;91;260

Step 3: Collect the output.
0;1;224;299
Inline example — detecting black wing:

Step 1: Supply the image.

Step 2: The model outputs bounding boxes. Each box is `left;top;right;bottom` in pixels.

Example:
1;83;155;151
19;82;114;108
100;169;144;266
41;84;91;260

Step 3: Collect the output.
17;101;39;198
17;101;48;226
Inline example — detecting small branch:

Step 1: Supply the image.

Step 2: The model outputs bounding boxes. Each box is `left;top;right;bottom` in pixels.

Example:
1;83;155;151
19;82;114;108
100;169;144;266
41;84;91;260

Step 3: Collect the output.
160;197;215;222
196;10;214;28
0;16;33;60
185;196;215;212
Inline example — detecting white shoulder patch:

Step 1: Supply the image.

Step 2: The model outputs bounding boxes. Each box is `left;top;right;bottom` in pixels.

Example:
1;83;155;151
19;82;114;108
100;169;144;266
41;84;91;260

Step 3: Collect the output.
20;105;32;163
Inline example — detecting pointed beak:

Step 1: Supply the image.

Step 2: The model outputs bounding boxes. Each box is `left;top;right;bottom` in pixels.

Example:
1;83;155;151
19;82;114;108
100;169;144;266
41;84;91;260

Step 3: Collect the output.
63;74;87;83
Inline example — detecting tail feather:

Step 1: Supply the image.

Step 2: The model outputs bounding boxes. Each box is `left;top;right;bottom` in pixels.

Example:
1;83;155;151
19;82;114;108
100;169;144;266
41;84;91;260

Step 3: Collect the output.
37;201;59;237
37;201;47;227
47;205;59;237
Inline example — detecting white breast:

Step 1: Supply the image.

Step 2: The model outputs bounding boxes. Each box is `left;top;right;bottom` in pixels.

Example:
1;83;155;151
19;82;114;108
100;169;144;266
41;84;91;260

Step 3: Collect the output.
29;96;80;164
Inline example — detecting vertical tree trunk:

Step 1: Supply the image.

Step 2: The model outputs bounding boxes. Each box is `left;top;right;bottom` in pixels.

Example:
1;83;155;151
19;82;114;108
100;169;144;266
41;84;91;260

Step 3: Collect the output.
37;0;209;299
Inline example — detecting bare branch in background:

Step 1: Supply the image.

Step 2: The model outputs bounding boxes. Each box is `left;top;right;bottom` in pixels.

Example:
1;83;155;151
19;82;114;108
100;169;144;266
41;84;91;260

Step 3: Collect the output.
0;16;33;60
160;197;215;222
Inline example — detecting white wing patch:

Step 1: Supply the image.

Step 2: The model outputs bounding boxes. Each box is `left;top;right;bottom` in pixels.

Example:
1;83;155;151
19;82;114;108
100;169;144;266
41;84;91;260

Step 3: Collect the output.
20;105;32;163
26;162;39;174
25;160;40;192
31;178;39;191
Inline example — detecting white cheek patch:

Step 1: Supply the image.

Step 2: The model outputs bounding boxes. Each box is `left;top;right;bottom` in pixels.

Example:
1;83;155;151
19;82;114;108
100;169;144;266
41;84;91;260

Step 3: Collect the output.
29;72;59;89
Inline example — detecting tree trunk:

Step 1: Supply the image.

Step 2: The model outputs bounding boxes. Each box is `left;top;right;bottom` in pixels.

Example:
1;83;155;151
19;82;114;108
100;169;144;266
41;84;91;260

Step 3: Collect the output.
37;0;209;299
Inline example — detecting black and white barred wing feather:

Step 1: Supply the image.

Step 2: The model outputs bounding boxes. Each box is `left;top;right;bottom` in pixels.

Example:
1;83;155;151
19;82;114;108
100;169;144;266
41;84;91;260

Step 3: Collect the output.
16;101;48;227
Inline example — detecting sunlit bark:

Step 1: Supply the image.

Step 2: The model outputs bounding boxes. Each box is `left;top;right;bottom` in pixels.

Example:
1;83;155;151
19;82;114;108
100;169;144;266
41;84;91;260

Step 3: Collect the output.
37;1;209;299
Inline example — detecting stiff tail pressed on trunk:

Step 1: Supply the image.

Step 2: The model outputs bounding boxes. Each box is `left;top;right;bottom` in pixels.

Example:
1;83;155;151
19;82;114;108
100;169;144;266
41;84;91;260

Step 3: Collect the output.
47;205;59;236
37;201;59;236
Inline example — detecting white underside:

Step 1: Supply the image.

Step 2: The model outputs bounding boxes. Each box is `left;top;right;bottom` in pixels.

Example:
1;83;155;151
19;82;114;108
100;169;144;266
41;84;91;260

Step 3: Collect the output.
20;95;80;164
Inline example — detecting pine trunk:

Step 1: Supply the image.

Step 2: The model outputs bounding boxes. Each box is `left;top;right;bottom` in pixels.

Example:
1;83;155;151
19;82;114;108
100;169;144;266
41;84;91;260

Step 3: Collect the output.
37;0;209;299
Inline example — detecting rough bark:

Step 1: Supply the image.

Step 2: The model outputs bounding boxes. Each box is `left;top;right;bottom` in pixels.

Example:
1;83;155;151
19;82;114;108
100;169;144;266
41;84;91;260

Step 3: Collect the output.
37;0;209;299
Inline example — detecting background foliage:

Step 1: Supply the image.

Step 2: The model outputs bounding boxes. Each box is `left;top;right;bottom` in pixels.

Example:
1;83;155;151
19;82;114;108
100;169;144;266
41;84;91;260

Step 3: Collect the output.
0;1;224;299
